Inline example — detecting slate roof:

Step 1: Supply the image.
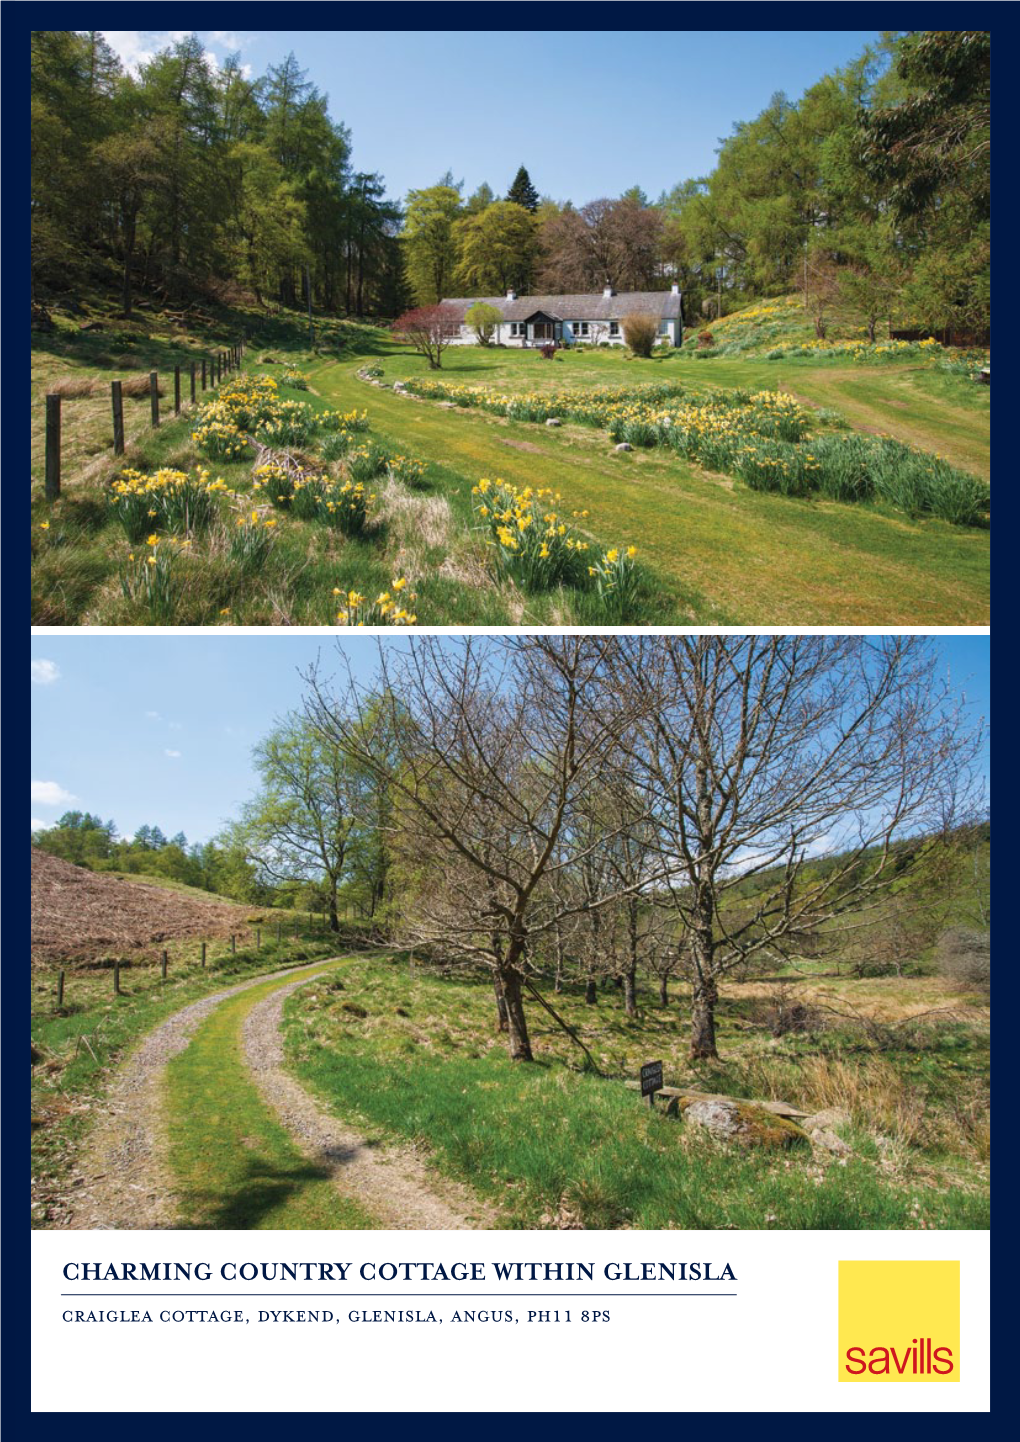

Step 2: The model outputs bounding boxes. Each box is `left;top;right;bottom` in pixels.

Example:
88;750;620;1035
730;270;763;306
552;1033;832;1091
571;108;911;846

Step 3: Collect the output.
441;291;682;322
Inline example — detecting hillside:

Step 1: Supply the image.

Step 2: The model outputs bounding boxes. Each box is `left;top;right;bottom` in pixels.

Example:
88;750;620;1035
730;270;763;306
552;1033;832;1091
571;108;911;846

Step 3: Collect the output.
31;848;252;966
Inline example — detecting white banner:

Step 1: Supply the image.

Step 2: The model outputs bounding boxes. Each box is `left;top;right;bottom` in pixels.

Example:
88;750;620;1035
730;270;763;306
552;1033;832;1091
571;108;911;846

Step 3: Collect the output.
32;1228;989;1413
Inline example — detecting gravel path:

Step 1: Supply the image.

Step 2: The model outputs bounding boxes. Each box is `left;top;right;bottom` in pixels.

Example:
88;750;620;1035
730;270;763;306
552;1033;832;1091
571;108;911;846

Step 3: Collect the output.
242;976;493;1230
63;959;342;1230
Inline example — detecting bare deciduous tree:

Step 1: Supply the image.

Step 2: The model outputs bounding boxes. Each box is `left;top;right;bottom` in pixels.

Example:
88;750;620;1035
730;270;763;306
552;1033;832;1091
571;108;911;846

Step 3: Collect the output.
621;636;981;1059
304;636;648;1062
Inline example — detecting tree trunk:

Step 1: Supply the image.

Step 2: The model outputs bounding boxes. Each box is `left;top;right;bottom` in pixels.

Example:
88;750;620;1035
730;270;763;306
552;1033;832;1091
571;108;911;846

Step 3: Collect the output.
492;972;509;1033
623;968;637;1017
689;974;719;1059
584;978;597;1005
500;967;533;1061
329;893;339;932
659;975;669;1008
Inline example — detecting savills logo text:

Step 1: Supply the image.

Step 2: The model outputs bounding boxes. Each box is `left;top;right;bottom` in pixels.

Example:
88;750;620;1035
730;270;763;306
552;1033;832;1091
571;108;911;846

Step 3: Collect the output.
838;1261;960;1383
843;1337;955;1377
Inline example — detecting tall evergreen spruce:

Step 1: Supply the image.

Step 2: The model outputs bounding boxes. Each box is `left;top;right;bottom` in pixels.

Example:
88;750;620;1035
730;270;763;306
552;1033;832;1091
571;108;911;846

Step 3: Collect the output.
506;165;539;213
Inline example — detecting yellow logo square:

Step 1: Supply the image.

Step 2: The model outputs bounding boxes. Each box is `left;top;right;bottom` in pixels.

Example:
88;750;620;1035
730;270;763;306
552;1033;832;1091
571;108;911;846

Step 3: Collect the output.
838;1260;960;1382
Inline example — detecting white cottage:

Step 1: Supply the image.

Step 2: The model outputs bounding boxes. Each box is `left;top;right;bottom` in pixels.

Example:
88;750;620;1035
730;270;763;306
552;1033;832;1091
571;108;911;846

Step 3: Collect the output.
440;283;683;348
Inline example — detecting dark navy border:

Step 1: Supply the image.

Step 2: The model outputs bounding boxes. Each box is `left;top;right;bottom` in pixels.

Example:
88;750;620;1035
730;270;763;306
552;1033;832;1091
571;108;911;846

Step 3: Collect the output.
8;1;999;1430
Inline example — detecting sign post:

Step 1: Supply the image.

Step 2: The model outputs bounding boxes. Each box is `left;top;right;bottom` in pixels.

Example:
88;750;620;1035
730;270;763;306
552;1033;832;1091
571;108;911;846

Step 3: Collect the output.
640;1060;663;1108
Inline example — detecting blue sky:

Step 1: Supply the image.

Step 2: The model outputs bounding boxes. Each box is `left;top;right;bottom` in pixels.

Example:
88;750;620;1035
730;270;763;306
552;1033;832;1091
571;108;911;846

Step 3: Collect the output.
31;636;989;847
101;29;885;202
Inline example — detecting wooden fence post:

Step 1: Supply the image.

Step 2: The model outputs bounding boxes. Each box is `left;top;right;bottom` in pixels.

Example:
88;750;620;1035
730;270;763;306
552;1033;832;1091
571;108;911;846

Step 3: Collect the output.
57;970;65;1009
161;949;168;981
174;366;181;415
201;358;207;389
231;933;236;953
190;362;196;404
150;372;160;427
257;927;262;950
45;393;61;500
114;962;122;996
201;941;207;968
111;381;124;455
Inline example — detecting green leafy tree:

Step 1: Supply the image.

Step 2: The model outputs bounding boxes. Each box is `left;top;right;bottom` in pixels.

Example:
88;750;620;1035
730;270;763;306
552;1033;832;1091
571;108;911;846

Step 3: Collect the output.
455;200;538;294
464;301;502;345
402;184;463;303
241;714;359;930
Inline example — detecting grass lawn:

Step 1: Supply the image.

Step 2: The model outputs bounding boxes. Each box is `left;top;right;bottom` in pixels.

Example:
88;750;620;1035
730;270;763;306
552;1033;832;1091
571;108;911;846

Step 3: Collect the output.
31;298;990;625
283;955;990;1231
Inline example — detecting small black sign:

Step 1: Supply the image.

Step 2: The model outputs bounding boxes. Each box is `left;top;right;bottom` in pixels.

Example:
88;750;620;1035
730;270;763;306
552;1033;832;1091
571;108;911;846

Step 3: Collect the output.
640;1060;663;1097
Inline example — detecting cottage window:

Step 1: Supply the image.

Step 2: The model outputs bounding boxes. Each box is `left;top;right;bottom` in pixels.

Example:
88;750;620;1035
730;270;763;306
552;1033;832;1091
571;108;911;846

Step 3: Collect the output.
659;319;672;335
609;321;620;337
573;321;589;337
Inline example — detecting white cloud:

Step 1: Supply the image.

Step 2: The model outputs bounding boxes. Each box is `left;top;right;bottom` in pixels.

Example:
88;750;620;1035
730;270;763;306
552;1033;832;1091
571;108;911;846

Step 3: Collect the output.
168;721;183;731
31;780;77;806
31;817;50;833
103;30;249;76
103;31;157;74
164;749;182;759
31;659;60;686
145;710;161;720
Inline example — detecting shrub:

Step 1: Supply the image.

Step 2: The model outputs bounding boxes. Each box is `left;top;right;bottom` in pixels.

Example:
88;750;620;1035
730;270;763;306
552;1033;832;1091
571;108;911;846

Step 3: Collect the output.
538;343;557;360
465;302;502;346
622;312;658;358
935;927;990;990
697;330;715;348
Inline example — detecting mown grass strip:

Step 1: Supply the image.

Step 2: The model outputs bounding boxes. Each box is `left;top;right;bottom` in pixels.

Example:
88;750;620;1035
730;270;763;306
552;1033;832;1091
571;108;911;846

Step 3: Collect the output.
166;961;377;1231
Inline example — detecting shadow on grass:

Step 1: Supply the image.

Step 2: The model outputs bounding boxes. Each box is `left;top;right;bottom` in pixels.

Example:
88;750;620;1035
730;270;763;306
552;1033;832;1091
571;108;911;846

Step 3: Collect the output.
185;1153;334;1230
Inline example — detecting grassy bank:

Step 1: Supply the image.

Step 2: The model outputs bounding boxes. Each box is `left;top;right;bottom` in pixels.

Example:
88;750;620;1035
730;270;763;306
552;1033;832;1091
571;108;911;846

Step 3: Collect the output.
283;956;990;1231
32;296;989;625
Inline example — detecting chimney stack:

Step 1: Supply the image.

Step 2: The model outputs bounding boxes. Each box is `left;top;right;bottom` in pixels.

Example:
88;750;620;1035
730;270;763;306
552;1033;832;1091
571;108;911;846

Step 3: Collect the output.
671;282;680;296
507;288;517;301
603;282;615;299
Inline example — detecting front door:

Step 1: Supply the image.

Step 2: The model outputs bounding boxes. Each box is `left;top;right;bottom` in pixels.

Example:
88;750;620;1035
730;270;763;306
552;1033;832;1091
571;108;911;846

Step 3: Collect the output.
532;322;553;341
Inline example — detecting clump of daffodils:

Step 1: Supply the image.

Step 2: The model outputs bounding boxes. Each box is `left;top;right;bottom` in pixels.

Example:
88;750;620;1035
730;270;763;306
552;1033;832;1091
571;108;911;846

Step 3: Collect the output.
333;578;417;626
109;466;227;540
471;478;594;590
229;508;279;570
